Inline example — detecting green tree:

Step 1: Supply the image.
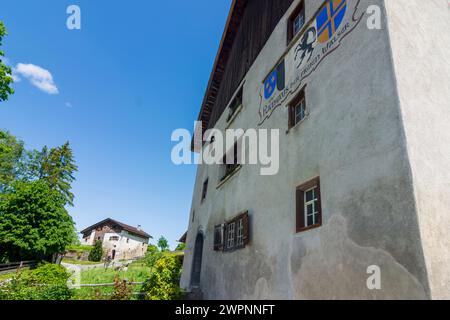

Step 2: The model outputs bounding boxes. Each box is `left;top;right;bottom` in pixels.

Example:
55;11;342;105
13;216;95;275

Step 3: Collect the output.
36;143;78;206
88;240;103;262
0;130;78;207
0;180;76;262
175;243;186;251
0;21;14;102
157;236;169;252
0;130;24;190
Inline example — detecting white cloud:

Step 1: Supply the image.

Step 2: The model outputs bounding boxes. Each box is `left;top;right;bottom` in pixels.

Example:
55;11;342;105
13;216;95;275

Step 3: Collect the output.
11;73;20;82
65;102;73;108
13;63;59;94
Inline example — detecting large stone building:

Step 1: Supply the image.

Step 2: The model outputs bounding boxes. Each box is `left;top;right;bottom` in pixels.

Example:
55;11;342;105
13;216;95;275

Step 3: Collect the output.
81;218;151;260
180;0;450;299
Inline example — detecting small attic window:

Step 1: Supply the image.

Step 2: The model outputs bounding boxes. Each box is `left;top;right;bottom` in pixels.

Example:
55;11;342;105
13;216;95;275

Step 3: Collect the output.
226;86;243;123
288;1;305;44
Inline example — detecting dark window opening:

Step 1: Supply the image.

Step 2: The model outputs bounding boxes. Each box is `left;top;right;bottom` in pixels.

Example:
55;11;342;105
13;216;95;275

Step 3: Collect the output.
288;1;306;44
221;142;240;182
191;233;204;288
201;179;208;202
296;177;322;233
226;87;243;123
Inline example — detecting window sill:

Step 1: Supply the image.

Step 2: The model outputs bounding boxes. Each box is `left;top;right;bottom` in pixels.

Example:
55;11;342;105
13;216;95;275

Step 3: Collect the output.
223;244;246;253
286;113;310;134
216;165;242;189
295;223;322;234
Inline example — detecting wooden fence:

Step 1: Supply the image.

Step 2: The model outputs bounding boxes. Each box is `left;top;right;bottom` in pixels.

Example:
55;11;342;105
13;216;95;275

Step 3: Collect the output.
0;261;36;275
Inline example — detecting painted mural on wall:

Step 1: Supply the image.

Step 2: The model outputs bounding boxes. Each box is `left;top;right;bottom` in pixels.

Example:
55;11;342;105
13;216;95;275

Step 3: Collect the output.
258;0;366;125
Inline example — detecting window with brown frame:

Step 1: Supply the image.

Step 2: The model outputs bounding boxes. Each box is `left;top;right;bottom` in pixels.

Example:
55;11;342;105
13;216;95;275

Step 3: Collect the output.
288;87;307;130
296;177;322;233
214;211;249;252
201;179;208;202
287;1;306;44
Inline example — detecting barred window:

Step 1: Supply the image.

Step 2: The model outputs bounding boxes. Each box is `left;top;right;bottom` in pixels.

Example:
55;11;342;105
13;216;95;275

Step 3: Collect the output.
226;222;235;250
214;211;249;252
236;219;244;247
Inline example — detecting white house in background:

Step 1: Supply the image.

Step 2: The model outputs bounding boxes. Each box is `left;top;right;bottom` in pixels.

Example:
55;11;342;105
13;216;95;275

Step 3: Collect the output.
80;218;151;260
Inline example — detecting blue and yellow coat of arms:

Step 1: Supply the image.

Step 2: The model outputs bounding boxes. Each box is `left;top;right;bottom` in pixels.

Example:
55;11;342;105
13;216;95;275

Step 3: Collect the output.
316;0;347;43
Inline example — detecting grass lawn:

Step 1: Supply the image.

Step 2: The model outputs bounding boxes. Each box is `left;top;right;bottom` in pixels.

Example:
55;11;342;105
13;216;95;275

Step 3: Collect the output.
71;261;152;300
62;258;102;265
0;268;30;282
66;245;93;252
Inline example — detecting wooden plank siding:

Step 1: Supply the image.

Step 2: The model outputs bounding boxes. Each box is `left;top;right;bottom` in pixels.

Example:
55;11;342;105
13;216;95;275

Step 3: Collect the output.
196;0;293;144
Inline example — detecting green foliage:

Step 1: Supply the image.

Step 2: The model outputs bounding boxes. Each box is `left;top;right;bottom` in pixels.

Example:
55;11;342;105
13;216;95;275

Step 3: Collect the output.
0;21;14;102
0;180;76;261
88;240;103;262
0;263;72;300
0;130;78;261
21;143;78;206
175;243;186;251
28;263;71;285
147;243;159;253
39;143;78;206
157;236;169;252
0;130;24;191
141;253;183;300
142;249;163;272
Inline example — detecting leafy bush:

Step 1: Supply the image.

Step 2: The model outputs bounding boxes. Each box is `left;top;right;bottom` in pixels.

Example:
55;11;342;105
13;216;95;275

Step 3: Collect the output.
142;250;163;271
28;263;71;285
147;244;159;253
141;253;182;300
0;263;72;300
88;240;103;262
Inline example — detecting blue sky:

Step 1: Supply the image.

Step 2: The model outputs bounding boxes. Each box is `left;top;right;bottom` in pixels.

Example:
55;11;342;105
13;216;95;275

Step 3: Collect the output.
0;0;231;249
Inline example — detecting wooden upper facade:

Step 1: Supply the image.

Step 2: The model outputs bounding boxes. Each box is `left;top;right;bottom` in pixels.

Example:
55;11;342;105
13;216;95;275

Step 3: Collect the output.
196;0;294;135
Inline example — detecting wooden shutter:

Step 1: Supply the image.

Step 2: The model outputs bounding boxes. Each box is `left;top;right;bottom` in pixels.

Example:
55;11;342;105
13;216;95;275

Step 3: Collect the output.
242;211;250;246
316;180;323;226
213;224;224;251
288;105;294;129
296;188;305;232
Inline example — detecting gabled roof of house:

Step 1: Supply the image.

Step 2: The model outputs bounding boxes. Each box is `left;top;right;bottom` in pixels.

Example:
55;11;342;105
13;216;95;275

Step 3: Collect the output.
80;218;152;239
178;231;187;243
